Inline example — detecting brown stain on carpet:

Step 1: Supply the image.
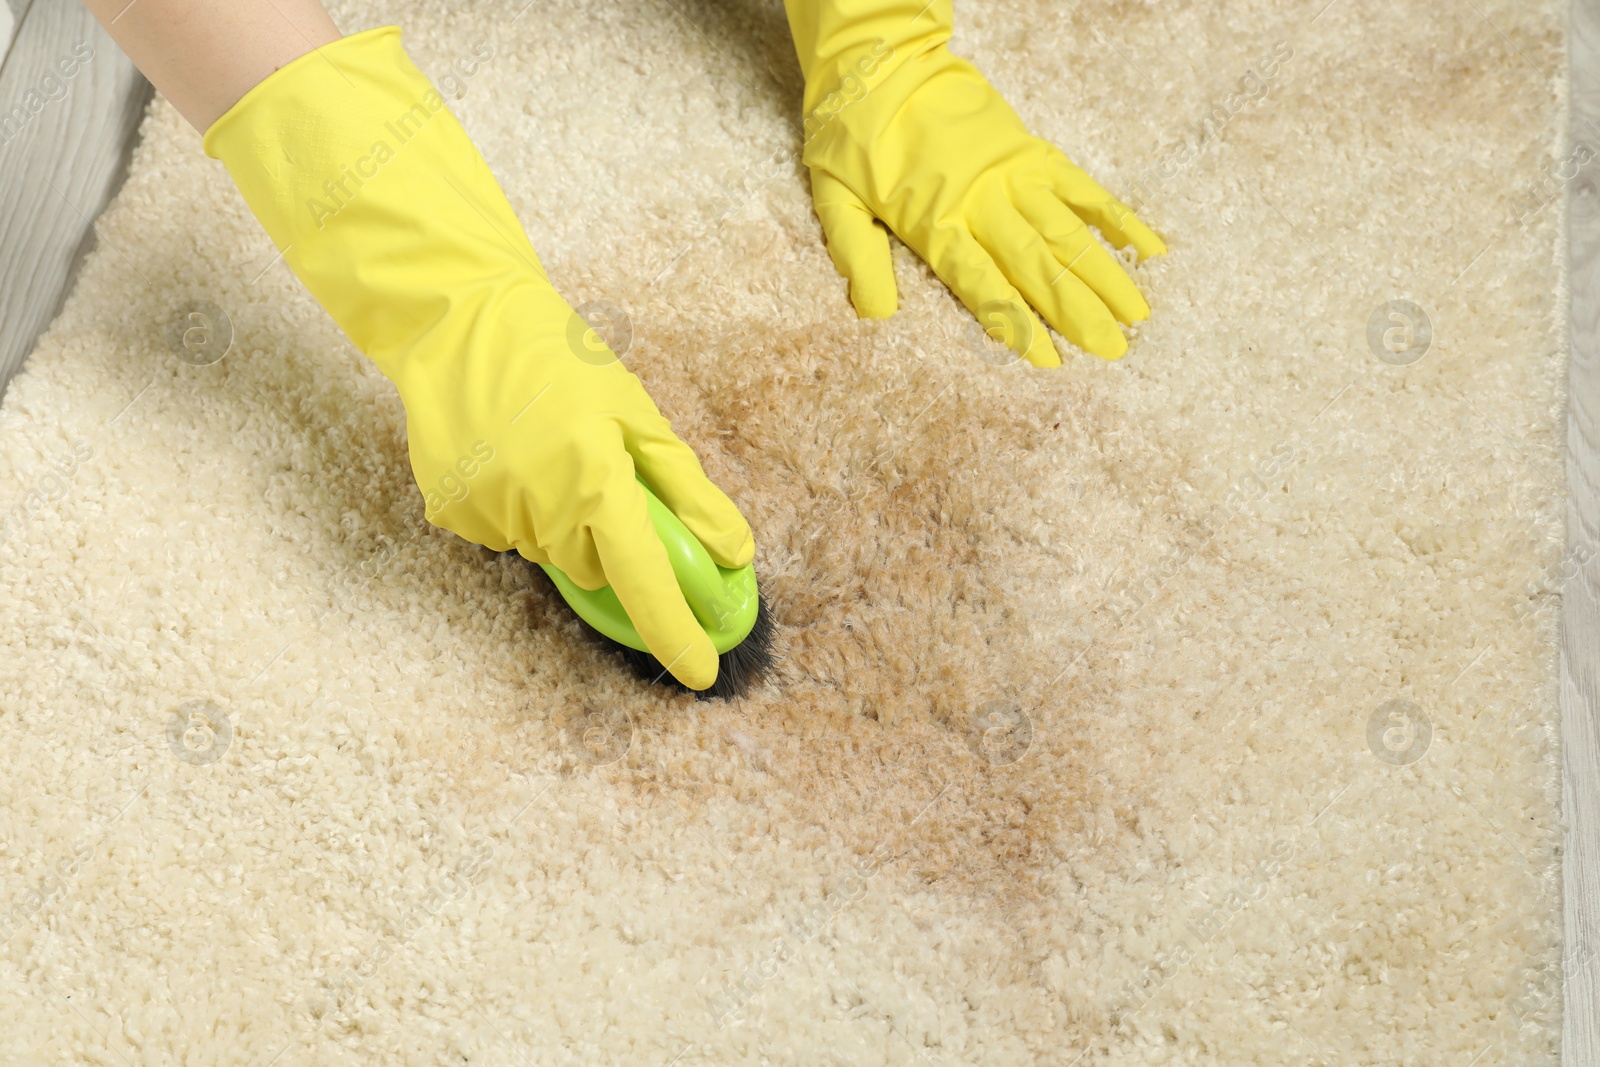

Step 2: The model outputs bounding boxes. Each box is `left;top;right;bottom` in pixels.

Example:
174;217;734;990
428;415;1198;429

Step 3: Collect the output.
377;248;1149;910
542;315;1131;911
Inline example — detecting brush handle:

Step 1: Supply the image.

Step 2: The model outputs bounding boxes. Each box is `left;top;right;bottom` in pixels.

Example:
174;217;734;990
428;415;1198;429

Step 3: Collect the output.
541;477;761;656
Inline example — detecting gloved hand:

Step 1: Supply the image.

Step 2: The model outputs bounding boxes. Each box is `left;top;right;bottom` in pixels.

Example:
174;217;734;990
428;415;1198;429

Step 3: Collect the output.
783;0;1165;365
204;26;753;690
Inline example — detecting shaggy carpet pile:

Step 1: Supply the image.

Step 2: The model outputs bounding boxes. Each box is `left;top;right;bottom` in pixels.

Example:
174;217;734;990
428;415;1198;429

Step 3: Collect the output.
0;0;1568;1062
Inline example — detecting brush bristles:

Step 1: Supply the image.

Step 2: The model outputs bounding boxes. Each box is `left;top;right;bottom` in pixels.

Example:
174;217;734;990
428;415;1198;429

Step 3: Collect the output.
534;562;776;699
609;591;775;700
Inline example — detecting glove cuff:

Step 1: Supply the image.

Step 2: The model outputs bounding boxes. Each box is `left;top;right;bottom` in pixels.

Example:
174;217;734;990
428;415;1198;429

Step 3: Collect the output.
202;26;555;386
784;0;953;120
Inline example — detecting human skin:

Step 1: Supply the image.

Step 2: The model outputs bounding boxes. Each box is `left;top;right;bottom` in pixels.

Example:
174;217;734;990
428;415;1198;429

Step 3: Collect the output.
82;0;341;132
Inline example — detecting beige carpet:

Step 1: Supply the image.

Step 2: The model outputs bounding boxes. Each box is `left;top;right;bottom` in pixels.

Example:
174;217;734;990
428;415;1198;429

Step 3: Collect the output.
0;0;1568;1062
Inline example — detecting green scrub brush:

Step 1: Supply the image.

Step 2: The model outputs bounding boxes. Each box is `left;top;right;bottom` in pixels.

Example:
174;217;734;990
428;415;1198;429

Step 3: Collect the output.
539;478;772;700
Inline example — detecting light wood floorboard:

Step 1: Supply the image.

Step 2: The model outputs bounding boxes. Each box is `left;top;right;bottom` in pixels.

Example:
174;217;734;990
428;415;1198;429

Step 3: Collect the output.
0;0;149;399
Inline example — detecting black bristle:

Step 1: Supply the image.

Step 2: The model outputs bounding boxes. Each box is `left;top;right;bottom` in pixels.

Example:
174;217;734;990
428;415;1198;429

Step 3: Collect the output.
609;590;775;701
534;559;776;700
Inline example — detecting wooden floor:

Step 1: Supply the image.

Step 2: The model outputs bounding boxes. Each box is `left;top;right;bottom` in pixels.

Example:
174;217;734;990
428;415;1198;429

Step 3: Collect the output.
0;0;148;394
1565;0;1600;1062
0;0;1597;1060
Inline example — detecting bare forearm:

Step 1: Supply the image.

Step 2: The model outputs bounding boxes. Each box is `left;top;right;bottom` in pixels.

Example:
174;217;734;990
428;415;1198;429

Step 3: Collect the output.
81;0;341;131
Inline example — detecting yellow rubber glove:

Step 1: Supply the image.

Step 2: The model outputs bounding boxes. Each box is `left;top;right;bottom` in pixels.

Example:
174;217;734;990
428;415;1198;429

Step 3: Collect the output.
783;0;1166;365
203;26;753;690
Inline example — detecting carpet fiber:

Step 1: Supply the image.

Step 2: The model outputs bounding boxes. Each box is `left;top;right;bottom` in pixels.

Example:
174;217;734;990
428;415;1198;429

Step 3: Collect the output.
0;0;1568;1062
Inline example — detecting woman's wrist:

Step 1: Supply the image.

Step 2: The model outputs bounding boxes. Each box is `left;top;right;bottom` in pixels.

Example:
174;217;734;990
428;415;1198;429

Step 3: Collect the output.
82;0;342;132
